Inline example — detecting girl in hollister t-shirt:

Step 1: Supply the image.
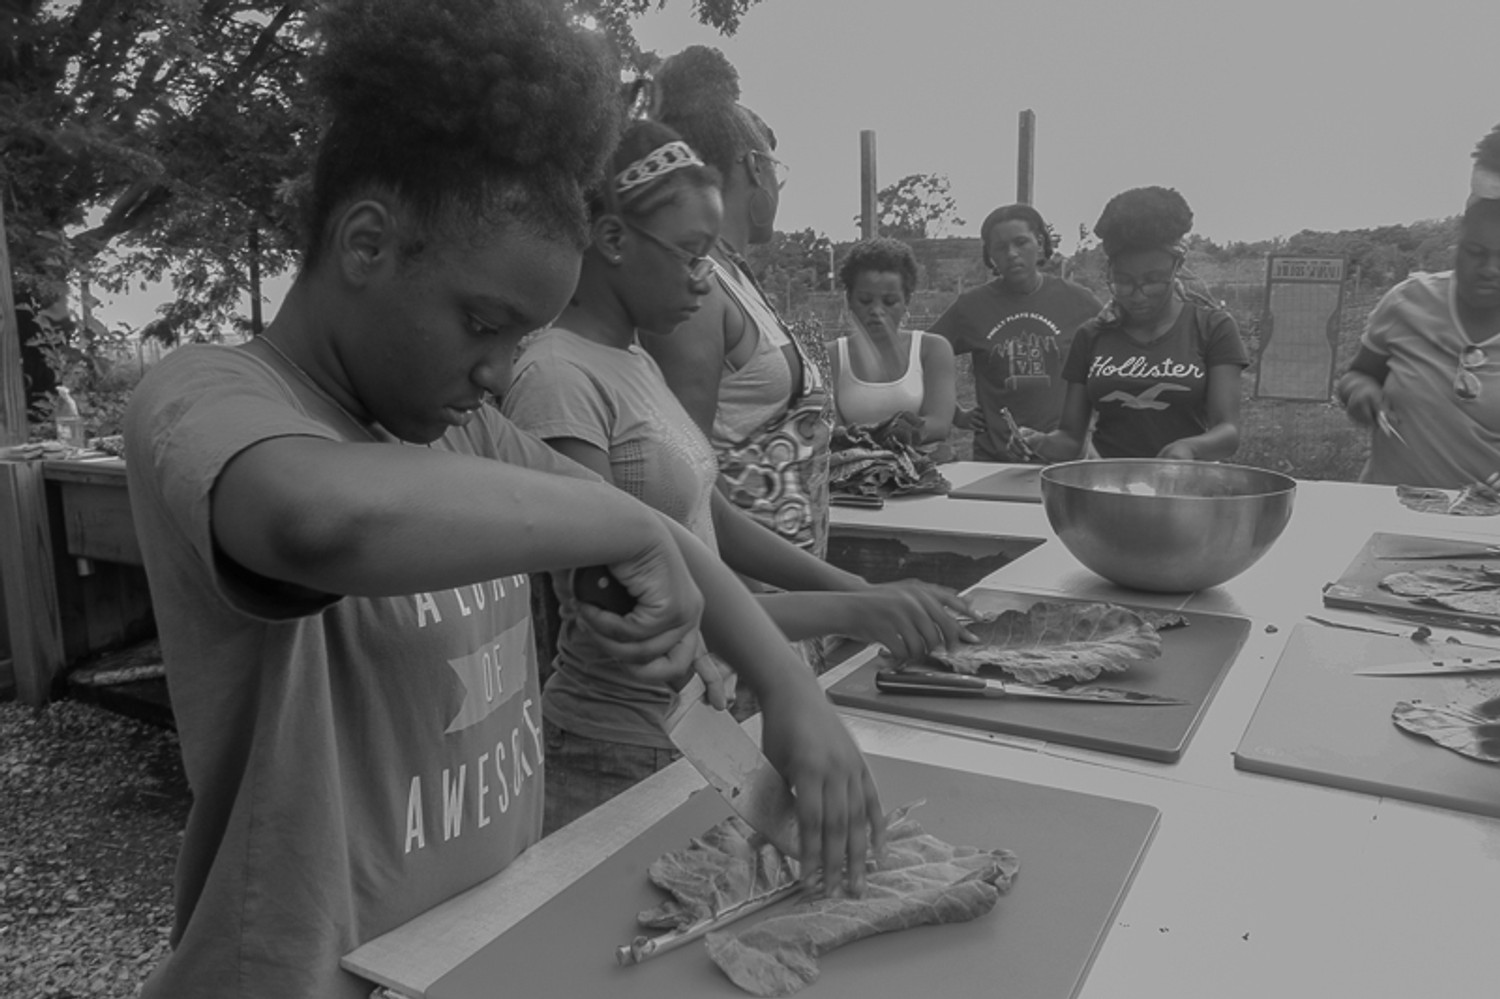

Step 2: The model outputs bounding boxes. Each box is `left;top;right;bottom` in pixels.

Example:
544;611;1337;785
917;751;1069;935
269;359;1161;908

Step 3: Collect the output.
1019;186;1248;461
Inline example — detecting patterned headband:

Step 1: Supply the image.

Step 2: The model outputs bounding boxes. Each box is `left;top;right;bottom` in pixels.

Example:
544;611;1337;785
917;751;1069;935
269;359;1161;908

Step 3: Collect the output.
1470;163;1500;209
615;141;705;197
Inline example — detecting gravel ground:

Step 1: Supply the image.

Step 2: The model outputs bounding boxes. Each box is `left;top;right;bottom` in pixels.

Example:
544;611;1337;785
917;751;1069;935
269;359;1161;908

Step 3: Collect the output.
0;698;188;999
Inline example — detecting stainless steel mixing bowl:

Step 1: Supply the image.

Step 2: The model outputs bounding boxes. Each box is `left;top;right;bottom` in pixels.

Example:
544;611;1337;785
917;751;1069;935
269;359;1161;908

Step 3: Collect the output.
1038;459;1297;593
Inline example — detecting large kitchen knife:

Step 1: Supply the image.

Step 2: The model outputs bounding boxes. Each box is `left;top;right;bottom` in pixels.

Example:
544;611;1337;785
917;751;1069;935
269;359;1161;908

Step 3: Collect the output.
572;566;800;857
1353;655;1500;676
875;666;1188;705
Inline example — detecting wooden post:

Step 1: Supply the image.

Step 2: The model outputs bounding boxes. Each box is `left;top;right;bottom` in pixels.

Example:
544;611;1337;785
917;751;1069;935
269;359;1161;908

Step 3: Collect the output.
1;192;67;703
1017;110;1036;206
860;130;878;240
1;196;25;444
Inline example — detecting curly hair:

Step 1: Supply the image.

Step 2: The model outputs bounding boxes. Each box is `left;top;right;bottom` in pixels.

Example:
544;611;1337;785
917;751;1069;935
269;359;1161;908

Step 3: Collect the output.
838;237;920;301
1475;123;1500;172
654;46;773;178
303;0;621;266
979;204;1054;270
592;113;722;225
1093;186;1194;258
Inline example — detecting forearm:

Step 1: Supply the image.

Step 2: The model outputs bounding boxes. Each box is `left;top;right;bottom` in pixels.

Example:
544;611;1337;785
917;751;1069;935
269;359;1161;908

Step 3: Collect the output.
1172;422;1240;461
1033;428;1085;462
665;518;825;707
713;493;865;593
214;439;669;596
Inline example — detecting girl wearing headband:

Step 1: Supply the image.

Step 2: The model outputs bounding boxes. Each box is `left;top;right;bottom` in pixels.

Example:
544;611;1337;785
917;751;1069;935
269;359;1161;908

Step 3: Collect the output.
504;113;974;832
1019;186;1249;461
1337;124;1500;486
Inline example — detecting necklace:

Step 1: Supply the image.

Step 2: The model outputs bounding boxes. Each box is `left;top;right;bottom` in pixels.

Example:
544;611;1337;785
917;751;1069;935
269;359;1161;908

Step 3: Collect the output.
256;334;383;443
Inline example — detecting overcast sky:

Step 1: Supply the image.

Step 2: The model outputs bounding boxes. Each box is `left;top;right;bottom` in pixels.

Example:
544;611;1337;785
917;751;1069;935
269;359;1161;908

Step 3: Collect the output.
98;0;1497;328
633;0;1499;251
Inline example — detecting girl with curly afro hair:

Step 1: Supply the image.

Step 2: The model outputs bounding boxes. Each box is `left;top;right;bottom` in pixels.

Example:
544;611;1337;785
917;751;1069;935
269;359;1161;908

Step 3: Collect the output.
1336;124;1500;487
643;46;837;559
829;237;957;445
504;117;971;832
124;5;886;995
1017;186;1249;461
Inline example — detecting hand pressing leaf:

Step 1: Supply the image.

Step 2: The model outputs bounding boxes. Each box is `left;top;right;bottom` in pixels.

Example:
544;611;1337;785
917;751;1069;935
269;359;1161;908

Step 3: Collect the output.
927;601;1166;683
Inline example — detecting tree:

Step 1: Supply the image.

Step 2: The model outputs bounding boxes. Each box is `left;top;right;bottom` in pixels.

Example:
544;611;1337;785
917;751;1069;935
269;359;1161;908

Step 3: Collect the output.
0;0;768;358
747;227;834;299
859;173;966;240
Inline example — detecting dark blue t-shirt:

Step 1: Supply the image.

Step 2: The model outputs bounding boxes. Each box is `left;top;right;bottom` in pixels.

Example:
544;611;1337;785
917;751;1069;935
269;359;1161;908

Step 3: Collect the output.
1062;303;1248;458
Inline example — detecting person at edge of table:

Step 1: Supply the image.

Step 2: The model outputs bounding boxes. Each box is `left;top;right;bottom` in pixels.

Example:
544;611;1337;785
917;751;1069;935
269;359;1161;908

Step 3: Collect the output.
640;45;834;558
1337;123;1500;488
927;204;1102;462
1018;186;1249;462
827;236;957;448
121;4;885;997
503;111;977;833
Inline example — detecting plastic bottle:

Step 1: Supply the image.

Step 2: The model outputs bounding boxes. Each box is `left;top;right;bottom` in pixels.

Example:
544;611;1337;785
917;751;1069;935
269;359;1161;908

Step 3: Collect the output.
54;386;84;448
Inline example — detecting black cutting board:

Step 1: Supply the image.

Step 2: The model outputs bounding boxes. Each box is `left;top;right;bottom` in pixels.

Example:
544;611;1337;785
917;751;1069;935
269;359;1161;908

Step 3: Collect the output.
426;754;1159;999
1323;531;1500;633
828;588;1251;763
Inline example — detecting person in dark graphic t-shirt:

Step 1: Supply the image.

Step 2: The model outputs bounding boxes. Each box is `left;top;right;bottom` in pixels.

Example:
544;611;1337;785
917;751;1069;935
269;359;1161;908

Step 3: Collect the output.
929;204;1102;461
1019;187;1248;461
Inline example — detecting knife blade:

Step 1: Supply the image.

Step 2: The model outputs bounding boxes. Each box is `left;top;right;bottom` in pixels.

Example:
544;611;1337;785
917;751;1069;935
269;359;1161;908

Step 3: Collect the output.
874;666;1187;705
1375;548;1500;561
1354;655;1500;676
573;566;800;857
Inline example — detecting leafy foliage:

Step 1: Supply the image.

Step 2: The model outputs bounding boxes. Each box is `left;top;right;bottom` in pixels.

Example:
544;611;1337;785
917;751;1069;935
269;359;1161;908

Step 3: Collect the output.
0;0;765;359
859;173;966;240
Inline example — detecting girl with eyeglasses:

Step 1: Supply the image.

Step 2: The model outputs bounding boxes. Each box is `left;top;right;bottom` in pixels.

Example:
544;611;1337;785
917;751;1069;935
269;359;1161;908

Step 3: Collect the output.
1018;186;1249;462
503;112;975;834
640;46;835;561
1336;125;1500;487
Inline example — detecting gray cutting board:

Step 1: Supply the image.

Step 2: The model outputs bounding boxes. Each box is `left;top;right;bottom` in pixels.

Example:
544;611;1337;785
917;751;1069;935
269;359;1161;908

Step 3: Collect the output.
426;755;1159;999
947;464;1044;503
829;589;1251;763
1234;622;1500;818
1322;531;1500;633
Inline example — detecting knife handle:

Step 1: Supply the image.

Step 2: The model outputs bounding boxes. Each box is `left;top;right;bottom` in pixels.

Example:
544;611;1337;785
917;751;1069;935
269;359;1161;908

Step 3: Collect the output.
573;565;635;615
875;668;995;697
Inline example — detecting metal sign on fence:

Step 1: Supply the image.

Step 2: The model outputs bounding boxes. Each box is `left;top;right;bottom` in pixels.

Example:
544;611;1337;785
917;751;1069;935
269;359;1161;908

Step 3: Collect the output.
1254;255;1346;401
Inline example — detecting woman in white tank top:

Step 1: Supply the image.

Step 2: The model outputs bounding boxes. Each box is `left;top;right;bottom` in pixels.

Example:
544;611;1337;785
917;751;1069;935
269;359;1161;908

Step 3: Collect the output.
830;238;956;445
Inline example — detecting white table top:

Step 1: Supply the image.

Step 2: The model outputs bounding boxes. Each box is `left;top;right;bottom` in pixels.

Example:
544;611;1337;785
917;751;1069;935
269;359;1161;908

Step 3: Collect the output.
347;462;1500;998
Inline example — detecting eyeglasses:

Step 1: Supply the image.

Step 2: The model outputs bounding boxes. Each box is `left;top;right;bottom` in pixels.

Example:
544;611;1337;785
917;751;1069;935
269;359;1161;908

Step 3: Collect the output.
1455;344;1486;401
1107;273;1175;298
747;149;789;191
623;221;714;282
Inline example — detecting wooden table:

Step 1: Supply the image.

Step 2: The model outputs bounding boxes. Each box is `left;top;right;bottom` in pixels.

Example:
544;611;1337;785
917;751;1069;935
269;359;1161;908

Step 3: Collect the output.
0;455;152;703
347;463;1500;998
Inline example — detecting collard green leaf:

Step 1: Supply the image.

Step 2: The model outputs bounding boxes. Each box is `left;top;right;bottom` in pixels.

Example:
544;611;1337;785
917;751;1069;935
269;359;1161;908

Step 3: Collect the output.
1381;565;1500;616
928;601;1166;683
1392;696;1500;764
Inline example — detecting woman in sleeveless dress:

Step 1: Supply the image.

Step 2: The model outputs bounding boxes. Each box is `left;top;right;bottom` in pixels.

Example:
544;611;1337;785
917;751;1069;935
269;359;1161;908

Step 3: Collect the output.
643;46;833;557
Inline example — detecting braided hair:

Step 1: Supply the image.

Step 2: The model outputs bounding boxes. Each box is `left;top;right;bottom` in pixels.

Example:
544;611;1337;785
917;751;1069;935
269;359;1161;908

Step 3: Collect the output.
1093;186;1194;259
654;46;773;178
303;0;621;268
979;204;1054;270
